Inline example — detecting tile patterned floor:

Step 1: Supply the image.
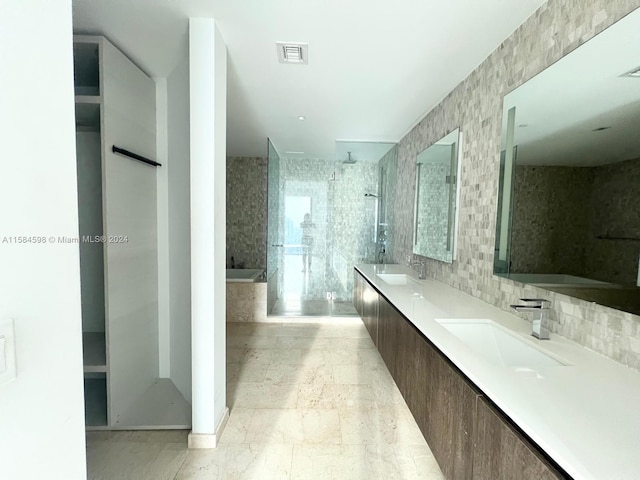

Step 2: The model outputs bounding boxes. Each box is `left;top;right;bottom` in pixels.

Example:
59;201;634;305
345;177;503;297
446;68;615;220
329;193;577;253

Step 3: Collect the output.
86;319;444;480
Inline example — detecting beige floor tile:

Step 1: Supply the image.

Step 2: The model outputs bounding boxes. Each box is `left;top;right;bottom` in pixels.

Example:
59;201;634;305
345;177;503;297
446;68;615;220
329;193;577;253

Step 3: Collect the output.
227;335;280;348
245;409;305;444
341;444;396;479
226;347;273;365
393;444;446;480
270;348;327;367
87;321;444;480
265;362;335;385
290;444;345;480
323;348;384;366
176;444;293;480
339;405;426;445
86;439;187;480
297;383;376;409
227;362;269;383
219;408;255;444
333;364;379;384
301;409;342;444
275;336;338;350
228;381;299;409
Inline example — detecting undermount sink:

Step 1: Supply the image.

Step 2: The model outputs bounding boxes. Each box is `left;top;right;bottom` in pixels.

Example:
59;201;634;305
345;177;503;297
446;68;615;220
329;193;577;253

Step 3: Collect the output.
376;273;411;285
436;319;568;369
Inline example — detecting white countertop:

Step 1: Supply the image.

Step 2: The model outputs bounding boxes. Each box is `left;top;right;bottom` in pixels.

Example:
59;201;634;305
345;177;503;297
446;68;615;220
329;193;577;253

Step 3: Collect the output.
356;264;640;480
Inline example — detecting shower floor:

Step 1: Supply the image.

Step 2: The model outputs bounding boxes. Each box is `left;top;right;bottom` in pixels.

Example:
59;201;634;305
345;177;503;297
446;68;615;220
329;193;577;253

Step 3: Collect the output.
271;254;358;317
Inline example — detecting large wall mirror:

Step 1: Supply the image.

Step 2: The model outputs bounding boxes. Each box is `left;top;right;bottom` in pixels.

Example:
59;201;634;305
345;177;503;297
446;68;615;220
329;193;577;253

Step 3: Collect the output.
494;8;640;316
414;128;462;263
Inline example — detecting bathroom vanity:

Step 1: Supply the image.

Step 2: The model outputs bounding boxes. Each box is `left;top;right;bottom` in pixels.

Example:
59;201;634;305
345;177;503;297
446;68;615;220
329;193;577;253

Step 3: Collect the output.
354;264;640;480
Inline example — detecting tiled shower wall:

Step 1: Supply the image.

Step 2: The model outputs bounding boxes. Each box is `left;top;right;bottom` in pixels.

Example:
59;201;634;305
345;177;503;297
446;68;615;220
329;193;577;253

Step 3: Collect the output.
586;158;640;285
511;159;640;285
388;0;640;369
226;156;268;270
378;147;398;263
511;165;592;275
278;157;379;298
415;162;451;260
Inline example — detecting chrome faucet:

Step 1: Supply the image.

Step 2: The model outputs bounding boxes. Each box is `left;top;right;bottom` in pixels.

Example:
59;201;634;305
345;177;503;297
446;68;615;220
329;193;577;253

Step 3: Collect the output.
510;298;551;340
411;260;427;280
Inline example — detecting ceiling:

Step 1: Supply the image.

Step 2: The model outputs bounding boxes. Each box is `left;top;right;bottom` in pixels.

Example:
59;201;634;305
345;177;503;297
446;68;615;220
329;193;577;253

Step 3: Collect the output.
502;7;640;166
72;0;546;158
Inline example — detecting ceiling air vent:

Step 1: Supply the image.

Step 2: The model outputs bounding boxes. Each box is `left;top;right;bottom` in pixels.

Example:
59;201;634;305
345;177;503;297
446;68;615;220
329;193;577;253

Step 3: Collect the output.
277;42;308;64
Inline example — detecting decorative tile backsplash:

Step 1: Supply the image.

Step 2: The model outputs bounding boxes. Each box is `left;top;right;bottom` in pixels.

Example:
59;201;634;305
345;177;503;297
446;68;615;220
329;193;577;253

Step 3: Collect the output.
226;156;268;269
387;0;640;369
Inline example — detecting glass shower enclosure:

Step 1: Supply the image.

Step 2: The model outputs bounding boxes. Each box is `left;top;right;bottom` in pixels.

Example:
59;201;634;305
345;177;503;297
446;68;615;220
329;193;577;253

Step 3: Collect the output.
266;141;396;317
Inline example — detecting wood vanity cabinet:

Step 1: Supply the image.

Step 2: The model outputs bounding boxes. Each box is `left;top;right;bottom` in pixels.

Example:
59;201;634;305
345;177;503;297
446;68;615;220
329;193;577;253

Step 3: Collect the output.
354;271;379;345
354;270;569;480
353;270;364;317
473;397;565;480
378;295;477;480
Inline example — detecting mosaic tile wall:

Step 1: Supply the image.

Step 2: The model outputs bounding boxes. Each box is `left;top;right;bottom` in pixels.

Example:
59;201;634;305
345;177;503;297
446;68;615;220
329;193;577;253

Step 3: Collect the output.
586;158;640;285
511;165;592;275
415;162;452;261
387;0;640;369
226;156;268;270
378;147;398;264
512;159;640;285
278;157;379;299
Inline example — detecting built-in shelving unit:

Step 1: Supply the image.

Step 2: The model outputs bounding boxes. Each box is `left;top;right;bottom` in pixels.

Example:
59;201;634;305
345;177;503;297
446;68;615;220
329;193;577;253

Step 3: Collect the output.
74;35;190;430
75;36;107;427
84;374;108;427
82;332;106;373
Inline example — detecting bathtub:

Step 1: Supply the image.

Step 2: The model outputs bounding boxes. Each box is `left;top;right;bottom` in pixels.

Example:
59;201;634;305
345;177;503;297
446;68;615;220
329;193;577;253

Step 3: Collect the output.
226;268;264;283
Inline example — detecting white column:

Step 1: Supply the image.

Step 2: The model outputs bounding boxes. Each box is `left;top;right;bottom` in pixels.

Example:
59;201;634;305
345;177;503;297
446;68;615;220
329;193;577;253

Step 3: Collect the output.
188;18;228;448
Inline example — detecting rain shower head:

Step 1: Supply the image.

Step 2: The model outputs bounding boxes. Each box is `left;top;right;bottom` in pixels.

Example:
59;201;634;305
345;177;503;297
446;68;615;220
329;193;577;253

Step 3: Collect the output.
343;152;357;164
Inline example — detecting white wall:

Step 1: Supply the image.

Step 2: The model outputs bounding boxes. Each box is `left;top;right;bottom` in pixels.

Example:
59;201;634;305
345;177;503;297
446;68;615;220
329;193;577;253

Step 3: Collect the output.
189;18;227;444
167;56;192;402
0;1;87;478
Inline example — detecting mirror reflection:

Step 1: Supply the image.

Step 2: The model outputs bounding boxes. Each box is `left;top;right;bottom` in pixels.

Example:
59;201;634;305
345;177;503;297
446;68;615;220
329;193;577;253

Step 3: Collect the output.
413;128;461;263
494;9;640;315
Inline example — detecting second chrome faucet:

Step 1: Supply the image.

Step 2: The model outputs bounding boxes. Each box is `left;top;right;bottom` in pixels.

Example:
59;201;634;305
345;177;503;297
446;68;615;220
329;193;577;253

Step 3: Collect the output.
511;298;551;340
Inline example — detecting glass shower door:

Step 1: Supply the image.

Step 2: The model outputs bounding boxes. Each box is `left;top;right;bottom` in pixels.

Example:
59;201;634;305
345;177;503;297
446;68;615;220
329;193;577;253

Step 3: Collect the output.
266;139;281;313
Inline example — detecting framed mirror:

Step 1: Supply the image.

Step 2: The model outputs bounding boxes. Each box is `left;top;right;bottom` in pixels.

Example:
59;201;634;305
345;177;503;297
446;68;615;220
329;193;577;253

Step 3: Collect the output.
413;128;462;263
494;9;640;316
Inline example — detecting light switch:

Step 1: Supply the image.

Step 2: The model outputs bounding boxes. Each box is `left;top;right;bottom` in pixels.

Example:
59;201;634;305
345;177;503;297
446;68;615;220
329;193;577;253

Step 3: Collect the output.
0;319;16;385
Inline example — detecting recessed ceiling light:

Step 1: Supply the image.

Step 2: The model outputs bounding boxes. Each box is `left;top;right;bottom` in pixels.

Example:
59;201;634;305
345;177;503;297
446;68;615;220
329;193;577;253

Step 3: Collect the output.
276;43;309;64
298;116;306;121
285;151;304;154
593;126;611;131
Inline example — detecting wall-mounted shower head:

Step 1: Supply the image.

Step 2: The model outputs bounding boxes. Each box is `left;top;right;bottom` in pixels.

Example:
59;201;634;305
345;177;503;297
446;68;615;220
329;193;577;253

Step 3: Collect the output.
364;193;380;198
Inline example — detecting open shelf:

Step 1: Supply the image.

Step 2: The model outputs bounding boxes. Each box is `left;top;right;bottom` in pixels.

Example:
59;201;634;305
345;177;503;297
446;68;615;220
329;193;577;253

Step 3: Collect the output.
75;102;100;132
82;332;106;373
73;42;100;96
84;374;108;427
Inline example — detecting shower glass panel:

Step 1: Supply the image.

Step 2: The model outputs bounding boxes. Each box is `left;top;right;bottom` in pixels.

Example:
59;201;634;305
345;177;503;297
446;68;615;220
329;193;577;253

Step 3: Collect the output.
268;142;395;317
266;139;281;312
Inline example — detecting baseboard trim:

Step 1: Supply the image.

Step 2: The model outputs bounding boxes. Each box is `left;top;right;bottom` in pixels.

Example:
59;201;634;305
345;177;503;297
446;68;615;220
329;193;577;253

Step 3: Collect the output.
187;406;230;449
